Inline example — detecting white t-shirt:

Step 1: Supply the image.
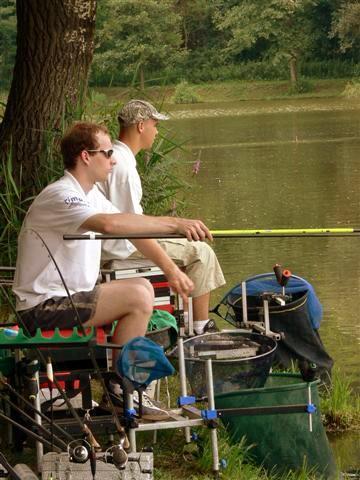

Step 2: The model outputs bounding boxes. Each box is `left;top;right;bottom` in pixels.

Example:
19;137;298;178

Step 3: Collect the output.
13;171;119;310
97;140;142;260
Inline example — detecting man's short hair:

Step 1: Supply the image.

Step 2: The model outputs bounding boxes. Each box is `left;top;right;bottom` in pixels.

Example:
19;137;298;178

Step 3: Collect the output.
118;99;169;127
61;122;109;170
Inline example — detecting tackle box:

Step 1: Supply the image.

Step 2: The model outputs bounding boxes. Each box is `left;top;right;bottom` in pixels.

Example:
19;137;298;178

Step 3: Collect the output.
42;451;153;480
101;259;174;313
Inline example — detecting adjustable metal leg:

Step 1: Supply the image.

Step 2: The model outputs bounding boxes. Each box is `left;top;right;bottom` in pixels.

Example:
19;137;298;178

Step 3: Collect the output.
127;393;137;452
33;362;43;473
205;359;219;475
178;335;191;443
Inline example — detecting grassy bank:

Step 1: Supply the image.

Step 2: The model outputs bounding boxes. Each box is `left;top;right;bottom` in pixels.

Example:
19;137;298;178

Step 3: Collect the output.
1;78;356;121
95;78;353;105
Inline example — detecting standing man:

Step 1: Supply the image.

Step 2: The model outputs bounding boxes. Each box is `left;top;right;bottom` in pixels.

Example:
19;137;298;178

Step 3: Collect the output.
13;122;212;419
98;100;226;334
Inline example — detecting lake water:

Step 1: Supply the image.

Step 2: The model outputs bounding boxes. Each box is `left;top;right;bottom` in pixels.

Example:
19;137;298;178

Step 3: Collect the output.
166;96;360;472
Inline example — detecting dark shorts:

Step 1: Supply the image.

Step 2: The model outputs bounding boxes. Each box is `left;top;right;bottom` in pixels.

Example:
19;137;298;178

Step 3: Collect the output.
18;287;100;335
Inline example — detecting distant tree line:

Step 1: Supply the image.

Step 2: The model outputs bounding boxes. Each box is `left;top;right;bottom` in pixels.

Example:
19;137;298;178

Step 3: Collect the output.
1;0;360;91
91;0;360;87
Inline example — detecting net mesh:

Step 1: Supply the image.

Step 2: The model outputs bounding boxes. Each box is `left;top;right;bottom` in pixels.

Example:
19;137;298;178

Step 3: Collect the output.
117;336;175;389
168;332;277;396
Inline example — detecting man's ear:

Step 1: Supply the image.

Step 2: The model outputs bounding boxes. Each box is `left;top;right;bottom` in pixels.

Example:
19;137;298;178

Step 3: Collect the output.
137;121;144;134
79;150;91;166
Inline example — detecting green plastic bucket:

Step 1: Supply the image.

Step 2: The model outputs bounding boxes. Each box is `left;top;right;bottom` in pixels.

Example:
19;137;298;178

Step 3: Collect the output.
215;373;337;478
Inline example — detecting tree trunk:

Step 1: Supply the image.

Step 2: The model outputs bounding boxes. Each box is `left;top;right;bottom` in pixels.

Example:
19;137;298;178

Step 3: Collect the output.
0;0;96;197
289;56;298;85
139;66;145;91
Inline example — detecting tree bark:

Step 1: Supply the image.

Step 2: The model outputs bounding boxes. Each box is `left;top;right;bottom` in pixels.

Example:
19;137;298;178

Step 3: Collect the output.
289;56;298;85
139;66;145;91
0;0;96;197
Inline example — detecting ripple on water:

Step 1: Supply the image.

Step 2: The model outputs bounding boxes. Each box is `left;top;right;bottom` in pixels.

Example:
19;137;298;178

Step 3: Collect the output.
169;97;360;120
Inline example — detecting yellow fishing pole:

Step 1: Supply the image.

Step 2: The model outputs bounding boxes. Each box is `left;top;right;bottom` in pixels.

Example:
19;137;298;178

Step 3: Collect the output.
210;227;359;237
64;227;360;241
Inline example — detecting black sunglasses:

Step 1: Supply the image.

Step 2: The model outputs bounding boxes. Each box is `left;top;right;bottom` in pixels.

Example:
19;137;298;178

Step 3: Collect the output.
86;149;114;159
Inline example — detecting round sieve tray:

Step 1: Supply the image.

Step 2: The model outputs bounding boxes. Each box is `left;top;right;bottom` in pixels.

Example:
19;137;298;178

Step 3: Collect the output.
168;331;277;396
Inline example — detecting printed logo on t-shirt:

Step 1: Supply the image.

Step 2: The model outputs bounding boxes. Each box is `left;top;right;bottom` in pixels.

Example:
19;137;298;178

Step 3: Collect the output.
64;196;90;208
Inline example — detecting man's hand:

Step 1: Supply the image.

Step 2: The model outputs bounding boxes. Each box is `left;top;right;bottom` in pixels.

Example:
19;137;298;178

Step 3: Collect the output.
175;218;213;242
165;266;194;305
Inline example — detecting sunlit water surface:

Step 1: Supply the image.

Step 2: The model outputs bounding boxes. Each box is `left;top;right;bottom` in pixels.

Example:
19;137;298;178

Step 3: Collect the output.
166;97;360;472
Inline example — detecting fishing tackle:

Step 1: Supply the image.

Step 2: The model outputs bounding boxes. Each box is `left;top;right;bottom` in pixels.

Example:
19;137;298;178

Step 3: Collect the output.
67;439;91;464
64;226;360;241
28;229;128;448
104;440;128;469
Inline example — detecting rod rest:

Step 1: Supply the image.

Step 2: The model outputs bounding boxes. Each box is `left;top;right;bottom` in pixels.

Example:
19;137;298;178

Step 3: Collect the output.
0;326;104;348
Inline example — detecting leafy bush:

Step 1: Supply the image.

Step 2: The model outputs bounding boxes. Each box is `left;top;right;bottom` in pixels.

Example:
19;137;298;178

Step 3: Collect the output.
172;80;202;104
287;79;314;95
300;60;360;79
342;79;360;98
136;132;190;216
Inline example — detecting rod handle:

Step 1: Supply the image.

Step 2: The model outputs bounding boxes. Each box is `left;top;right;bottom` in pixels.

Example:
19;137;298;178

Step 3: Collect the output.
273;264;283;284
280;269;292;287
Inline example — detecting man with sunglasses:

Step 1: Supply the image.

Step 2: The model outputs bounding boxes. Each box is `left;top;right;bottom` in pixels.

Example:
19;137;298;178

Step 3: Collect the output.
13;121;212;420
98;100;226;335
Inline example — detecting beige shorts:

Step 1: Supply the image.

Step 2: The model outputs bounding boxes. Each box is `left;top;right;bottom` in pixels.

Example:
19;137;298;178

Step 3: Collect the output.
107;239;226;298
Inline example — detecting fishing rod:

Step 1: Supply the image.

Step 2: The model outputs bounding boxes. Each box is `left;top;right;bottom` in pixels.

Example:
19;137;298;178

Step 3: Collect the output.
0;283;83;441
0;411;62;452
0;389;68;450
63;227;360;241
0;376;73;442
29;230;129;451
0;450;22;480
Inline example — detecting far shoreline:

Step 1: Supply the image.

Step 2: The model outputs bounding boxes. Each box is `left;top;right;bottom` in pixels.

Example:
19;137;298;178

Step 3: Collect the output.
94;78;357;105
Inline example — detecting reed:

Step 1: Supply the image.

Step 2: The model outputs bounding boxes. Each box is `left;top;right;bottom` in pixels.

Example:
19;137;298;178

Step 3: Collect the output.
0;152;27;266
320;368;360;432
0;88;190;273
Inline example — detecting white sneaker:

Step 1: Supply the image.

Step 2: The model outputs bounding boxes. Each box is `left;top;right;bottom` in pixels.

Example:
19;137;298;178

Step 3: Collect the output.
108;380;170;421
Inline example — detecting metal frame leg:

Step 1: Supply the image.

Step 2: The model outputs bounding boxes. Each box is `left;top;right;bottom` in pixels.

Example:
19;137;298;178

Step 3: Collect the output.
33;363;43;473
205;359;219;475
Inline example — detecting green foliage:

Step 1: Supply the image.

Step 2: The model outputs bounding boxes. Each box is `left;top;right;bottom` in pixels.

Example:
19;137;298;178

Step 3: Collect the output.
174;0;223;51
0;90;188;266
0;0;16;88
342;79;360;98
92;0;185;89
196;430;268;480
300;59;360;78
152;424;324;479
136;131;190;216
172;80;202;104
0;131;64;266
287;79;314;95
320;368;360;432
0;153;26;266
330;1;360;57
214;0;319;82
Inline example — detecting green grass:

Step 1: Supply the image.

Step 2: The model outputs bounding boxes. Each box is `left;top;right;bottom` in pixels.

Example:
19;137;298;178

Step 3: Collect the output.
320;368;360;432
143;426;323;480
95;78;351;105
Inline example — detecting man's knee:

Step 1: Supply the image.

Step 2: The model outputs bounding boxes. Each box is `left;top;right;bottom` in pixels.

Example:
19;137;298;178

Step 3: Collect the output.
129;281;154;312
97;278;154;313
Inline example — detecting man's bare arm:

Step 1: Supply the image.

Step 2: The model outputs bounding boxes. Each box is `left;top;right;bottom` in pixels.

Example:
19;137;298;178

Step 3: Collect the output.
81;213;213;241
131;238;194;302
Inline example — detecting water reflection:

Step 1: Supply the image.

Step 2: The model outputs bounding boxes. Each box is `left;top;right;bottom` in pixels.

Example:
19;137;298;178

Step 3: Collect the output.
168;99;360;391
